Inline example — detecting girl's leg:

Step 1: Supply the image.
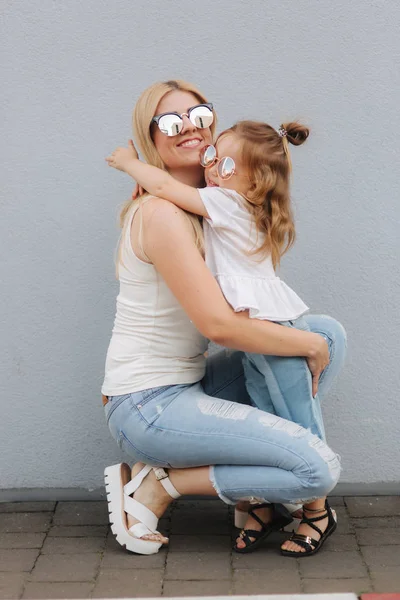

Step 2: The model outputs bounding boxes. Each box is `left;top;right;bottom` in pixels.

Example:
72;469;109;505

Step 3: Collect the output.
238;314;346;551
242;315;347;440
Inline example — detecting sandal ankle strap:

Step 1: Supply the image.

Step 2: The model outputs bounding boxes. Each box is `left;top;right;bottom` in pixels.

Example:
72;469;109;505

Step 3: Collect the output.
153;467;181;499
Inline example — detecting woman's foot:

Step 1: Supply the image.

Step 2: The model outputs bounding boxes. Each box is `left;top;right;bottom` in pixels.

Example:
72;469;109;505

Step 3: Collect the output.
126;463;172;544
281;499;337;556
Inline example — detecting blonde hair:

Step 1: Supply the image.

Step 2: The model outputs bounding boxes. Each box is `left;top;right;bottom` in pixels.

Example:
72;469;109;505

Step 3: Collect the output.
221;120;309;269
118;80;217;268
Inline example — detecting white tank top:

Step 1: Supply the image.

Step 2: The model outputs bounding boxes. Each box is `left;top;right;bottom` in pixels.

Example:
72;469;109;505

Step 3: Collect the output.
101;201;207;396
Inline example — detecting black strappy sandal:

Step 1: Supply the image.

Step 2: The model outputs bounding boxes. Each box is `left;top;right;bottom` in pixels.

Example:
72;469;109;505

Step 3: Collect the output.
281;500;337;558
233;503;293;554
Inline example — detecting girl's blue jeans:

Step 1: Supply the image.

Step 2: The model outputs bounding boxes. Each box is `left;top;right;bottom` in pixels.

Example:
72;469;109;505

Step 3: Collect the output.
105;314;346;505
243;314;347;441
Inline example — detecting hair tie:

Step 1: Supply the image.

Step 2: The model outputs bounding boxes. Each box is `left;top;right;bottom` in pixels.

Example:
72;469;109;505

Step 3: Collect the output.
278;126;287;138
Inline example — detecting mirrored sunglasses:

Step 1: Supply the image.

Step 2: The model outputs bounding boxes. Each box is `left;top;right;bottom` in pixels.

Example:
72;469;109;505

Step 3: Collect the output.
151;103;214;137
200;145;236;180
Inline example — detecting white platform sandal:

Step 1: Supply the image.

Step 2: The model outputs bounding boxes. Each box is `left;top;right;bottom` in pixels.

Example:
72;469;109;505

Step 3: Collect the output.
104;463;180;555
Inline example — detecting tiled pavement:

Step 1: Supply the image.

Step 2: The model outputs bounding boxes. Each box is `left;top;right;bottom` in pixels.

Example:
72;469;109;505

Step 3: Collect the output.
0;496;399;598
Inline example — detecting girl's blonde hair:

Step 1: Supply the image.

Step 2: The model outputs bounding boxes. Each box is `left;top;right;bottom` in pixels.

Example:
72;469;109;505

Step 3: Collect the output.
118;80;217;267
222;120;309;269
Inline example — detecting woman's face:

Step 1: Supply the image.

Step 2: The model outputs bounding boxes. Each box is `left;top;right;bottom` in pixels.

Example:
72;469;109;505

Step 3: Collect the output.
151;90;213;172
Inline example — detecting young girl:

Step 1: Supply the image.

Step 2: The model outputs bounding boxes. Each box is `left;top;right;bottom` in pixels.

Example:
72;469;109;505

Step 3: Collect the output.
106;120;338;556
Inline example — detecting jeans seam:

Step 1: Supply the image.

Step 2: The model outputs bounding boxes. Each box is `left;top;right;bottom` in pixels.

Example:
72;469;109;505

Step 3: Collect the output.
207;372;244;398
119;430;172;467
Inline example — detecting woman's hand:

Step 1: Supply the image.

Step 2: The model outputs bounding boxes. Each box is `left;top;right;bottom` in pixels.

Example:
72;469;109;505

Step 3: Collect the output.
106;139;139;173
131;183;144;200
306;334;330;397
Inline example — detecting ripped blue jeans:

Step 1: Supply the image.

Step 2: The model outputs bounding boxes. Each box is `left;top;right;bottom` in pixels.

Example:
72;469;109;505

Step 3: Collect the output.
104;315;345;505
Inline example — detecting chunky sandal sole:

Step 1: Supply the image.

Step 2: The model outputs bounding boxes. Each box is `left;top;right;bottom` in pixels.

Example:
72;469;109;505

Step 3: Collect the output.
104;463;161;555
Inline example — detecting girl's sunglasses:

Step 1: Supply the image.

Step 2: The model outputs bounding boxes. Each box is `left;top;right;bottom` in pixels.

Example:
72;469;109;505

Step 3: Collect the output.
200;145;236;180
151;103;214;137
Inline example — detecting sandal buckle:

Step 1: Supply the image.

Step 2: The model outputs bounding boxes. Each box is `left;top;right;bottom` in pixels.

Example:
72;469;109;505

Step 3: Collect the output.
153;467;168;481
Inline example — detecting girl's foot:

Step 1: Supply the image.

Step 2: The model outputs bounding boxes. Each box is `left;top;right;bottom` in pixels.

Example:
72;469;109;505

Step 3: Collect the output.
281;500;337;557
234;503;293;553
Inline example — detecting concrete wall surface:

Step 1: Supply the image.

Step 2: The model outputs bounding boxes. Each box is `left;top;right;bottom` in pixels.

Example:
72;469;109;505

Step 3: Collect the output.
1;0;400;499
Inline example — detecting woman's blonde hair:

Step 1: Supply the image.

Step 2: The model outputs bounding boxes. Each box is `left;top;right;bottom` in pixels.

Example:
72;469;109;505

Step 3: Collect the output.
222;120;309;269
118;80;217;267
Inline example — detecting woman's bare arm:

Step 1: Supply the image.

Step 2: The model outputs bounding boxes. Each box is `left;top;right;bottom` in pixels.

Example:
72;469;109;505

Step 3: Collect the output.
138;198;328;377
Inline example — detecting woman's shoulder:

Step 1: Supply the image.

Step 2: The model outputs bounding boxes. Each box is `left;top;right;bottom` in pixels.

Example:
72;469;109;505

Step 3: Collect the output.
141;196;188;220
139;196;198;240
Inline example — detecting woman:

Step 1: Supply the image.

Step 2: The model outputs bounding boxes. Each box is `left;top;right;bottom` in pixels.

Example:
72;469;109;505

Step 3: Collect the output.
102;80;346;557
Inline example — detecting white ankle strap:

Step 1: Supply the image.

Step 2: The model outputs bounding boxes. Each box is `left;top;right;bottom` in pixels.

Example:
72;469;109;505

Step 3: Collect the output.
153;468;181;499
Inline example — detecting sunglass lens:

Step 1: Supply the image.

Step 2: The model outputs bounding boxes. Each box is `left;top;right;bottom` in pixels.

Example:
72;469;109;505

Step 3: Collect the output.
189;106;214;129
200;145;217;167
218;157;235;179
157;114;183;136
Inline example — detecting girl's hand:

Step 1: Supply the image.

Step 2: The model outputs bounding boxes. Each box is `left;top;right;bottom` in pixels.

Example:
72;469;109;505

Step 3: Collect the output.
106;139;139;172
306;334;330;397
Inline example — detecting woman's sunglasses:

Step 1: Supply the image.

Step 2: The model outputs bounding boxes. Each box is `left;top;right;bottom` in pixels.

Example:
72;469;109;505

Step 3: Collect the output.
200;145;236;180
151;103;214;137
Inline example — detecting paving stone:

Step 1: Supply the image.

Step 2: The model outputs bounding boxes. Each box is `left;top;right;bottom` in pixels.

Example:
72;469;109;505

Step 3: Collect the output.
334;506;354;534
0;549;39;572
303;578;373;593
356;527;400;546
0;573;27;599
0;513;52;533
163;580;232;597
168;534;232;552
41;536;106;554
30;553;101;582
328;496;345;506
299;550;368;579
345;497;400;518
233;568;302;594
53;502;109;526
370;566;400;593
173;499;227;511
232;546;299;571
0;533;46;549
0;503;56;514
48;525;108;537
353;516;400;529
170;514;230;535
101;534;166;569
92;568;163;598
323;533;359;552
22;581;93;599
361;545;400;567
165;551;230;580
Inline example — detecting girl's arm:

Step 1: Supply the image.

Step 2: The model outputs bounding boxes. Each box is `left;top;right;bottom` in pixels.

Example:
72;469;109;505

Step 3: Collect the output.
106;141;208;218
136;198;329;394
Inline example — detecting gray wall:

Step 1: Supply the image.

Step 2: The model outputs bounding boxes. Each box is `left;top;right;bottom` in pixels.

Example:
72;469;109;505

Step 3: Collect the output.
1;0;399;499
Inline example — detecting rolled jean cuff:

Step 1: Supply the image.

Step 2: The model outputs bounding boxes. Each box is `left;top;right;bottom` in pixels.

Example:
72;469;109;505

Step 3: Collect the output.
209;465;235;505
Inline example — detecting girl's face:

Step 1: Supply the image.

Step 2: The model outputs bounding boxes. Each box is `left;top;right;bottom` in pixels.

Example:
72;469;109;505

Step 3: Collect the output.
205;133;250;196
152;90;213;173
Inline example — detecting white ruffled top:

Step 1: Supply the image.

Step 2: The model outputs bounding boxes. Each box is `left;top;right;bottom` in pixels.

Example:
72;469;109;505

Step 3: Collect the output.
198;187;309;322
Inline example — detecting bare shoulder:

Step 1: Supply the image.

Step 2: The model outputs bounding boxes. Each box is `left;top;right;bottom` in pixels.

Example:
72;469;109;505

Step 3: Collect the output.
140;196;195;237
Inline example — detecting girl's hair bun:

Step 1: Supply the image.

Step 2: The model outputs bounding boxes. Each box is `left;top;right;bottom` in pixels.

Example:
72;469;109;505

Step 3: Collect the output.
281;122;309;146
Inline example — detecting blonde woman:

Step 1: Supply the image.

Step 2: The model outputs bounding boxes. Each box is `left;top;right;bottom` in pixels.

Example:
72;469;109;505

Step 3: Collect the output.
102;80;346;557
